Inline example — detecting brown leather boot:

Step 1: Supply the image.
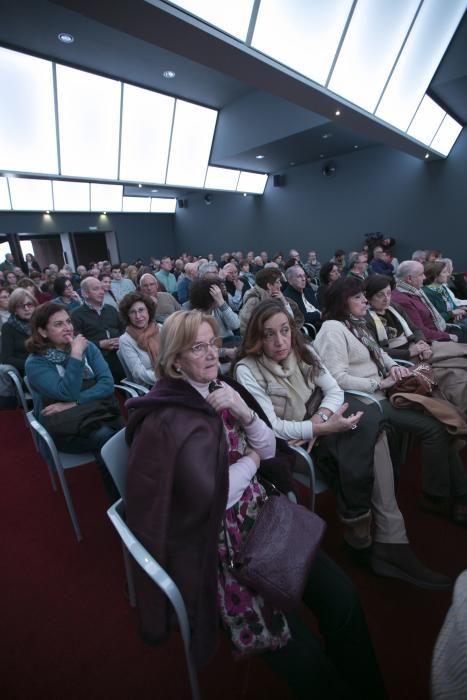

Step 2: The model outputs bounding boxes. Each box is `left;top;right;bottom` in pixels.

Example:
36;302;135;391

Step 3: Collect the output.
371;543;450;590
340;511;372;550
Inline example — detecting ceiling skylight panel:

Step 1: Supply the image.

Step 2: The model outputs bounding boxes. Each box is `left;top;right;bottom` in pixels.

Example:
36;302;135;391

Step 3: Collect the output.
0;47;58;174
237;172;268;194
251;0;353;86
9;178;53;210
122;196;151;213
204;166;240;191
166;101;217;187
155;0;255;40
375;0;466;131
120;84;174;183
328;0;419;113
52;180;90;211
151;198;177;213
90;183;122;211
56;65;121;179
0;177;11;210
407;95;446;145
430;115;463;157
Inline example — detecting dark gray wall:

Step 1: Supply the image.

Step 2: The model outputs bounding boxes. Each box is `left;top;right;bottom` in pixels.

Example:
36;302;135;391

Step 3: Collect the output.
176;128;467;267
0;212;175;263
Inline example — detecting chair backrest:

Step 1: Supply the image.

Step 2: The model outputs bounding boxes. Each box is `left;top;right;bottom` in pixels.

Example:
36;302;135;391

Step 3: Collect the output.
7;370;29;412
100;427;129;498
116;349;132;380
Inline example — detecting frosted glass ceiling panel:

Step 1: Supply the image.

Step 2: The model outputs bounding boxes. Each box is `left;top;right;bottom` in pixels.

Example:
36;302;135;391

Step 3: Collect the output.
162;0;255;40
166;101;217;187
151;198;177;213
430;115;463;157
57;65;121;179
0;47;58;174
376;0;466;131
407;95;446;145
237;172;268;194
205;166;240;191
252;0;353;85
0;177;11;210
90;183;122;211
52;180;90;211
328;0;419;113
122;196;151;212
120;84;175;183
9;178;53;210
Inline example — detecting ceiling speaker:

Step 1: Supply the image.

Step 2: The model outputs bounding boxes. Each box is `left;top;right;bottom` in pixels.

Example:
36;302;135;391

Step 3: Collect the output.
204;194;213;205
273;174;286;187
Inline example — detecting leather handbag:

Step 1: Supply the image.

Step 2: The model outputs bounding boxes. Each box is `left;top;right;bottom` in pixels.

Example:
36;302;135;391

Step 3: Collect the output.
42;396;121;438
224;480;326;613
387;362;437;398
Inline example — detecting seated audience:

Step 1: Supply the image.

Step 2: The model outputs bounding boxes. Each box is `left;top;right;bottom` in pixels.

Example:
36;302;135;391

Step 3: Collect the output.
369;246;394;277
0;287;10;332
155;256;178;297
23;253;41;275
110;264;135;302
303;250;321;283
189;278;240;356
392;261;460;342
139;273;180;322
284;265;322;329
176;261;199;305
71;277;125;382
234;300;447;587
441;258;467;309
239;268;303;336
52;276;82;312
99;273;119;309
125;309;388;698
411;250;427;263
118;292;159;387
423;261;467;342
25;303;122;498
1;288;37;374
347;253;369;280
313;276;467;526
317;261;341;309
222;262;250;310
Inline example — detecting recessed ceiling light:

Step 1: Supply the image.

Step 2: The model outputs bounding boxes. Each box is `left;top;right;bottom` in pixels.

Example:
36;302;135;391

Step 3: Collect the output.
58;32;74;44
138;183;143;188
319;154;324;158
45;210;50;214
354;145;359;149
322;133;332;139
289;161;295;166
425;153;430;159
163;70;176;79
243;193;247;197
255;154;265;159
102;211;107;215
335;110;341;116
151;189;158;193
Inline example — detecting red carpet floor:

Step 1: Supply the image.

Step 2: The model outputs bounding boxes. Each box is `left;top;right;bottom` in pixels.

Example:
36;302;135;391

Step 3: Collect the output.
2;408;467;700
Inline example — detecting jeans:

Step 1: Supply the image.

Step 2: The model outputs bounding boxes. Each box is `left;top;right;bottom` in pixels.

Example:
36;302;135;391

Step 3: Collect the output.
262;551;388;699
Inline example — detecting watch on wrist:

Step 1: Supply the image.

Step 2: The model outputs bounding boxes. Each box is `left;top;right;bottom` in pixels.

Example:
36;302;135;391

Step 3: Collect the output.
317;411;329;423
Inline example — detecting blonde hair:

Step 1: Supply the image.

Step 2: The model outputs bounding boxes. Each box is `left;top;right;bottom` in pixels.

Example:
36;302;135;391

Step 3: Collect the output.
8;288;37;314
156;310;219;379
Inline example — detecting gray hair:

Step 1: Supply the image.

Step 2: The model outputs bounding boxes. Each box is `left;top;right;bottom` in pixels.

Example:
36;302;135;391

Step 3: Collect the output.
285;265;302;281
80;276;101;296
440;258;453;274
396;260;420;281
411;249;426;262
198;262;219;278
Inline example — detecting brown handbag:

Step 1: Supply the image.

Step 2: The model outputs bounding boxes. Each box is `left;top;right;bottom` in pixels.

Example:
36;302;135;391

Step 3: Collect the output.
387;362;437;398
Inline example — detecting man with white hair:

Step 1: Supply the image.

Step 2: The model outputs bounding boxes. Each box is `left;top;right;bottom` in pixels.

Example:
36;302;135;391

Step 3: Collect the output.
139;273;180;322
392;261;459;342
284;265;321;328
411;250;427;263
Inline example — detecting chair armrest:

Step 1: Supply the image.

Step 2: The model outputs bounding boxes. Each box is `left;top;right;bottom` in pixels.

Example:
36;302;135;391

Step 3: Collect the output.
395;359;415;367
121;378;150;395
287;444;317;512
345;390;383;414
115;384;139;398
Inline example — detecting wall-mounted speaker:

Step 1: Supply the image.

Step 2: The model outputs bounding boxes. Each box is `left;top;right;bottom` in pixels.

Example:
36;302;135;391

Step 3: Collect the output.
273;174;286;187
177;199;187;208
322;162;337;177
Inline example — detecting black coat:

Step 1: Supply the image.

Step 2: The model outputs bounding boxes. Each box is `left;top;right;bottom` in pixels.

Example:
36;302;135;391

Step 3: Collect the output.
283;284;322;327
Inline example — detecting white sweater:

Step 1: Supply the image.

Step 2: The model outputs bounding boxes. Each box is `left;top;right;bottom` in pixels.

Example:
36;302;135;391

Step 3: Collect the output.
118;332;156;386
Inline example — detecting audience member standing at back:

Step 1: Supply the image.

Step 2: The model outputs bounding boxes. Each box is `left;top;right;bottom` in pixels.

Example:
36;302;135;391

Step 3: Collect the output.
155;256;178;298
71;277;125;382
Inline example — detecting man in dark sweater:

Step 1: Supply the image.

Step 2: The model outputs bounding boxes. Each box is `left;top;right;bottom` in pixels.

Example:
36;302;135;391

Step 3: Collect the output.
71;277;125;381
283;265;322;329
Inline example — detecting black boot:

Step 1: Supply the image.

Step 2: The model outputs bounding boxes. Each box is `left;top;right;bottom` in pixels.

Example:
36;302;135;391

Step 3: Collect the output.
370;543;450;590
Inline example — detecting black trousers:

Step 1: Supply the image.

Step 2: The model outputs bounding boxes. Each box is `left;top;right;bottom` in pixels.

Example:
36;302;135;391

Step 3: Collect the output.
262;551;388;699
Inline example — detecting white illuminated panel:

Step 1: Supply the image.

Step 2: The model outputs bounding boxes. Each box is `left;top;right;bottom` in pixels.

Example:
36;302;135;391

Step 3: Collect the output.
157;0;255;40
407;95;446;145
151;198;177;213
120;84;174;183
9;178;53;210
328;0;419;113
166;101;217;187
0;178;11;210
52;180;90;211
57;64;121;179
122;196;151;213
0;47;58;174
237;172;268;194
376;0;466;131
90;183;122;211
430;115;463;157
252;0;353;85
204;166;240;191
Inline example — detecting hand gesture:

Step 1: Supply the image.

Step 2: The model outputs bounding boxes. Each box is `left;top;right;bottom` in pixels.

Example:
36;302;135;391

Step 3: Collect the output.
317;403;363;435
70;334;88;359
234;278;244;292
209;285;225;308
206;382;252;424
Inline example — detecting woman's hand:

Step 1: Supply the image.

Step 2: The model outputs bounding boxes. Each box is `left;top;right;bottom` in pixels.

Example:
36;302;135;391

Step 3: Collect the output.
312;403;362;436
244;447;260;469
41;401;77;416
70;334;88;359
449;334;459;342
409;340;430;357
269;289;286;305
206;382;252;425
209;285;225;308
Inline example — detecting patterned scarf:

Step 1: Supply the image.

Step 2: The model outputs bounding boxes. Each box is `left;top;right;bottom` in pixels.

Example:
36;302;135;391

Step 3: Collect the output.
43;347;94;378
396;279;446;331
6;313;32;336
345;315;388;377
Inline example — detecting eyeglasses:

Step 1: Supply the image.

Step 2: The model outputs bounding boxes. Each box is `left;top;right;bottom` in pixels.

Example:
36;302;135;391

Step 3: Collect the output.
189;337;222;357
18;302;35;310
128;306;148;316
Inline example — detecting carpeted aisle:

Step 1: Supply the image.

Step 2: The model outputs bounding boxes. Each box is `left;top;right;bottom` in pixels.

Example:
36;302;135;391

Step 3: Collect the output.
2;408;466;699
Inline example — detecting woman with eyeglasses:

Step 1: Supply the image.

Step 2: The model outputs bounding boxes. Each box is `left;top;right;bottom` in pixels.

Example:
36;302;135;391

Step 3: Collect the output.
52;275;82;312
118;292;159;387
1;288;37;374
125;309;387;699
